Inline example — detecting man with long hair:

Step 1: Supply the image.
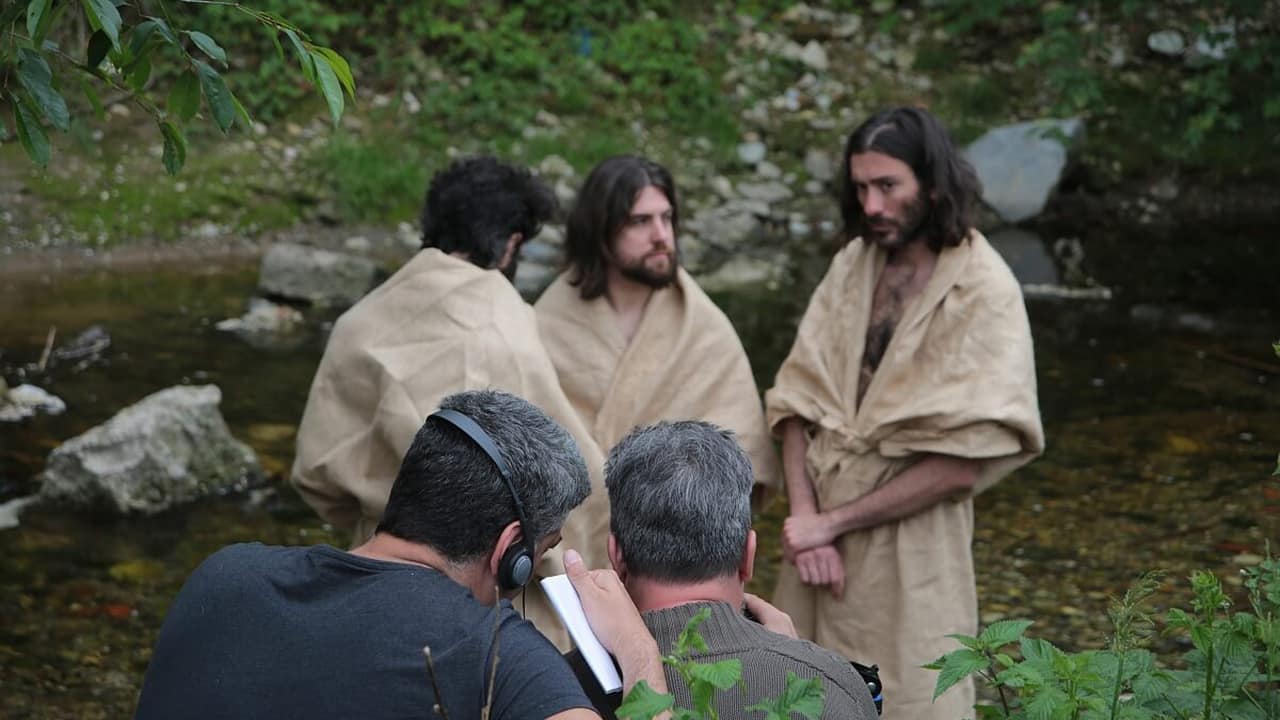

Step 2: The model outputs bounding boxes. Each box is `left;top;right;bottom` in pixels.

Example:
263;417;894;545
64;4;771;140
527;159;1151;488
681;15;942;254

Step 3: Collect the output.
291;157;610;647
534;155;778;504
766;107;1045;720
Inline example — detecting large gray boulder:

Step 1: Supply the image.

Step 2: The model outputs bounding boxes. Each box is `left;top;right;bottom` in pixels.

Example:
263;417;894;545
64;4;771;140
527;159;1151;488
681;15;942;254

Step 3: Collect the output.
965;119;1084;224
40;385;262;514
986;228;1059;286
258;242;380;308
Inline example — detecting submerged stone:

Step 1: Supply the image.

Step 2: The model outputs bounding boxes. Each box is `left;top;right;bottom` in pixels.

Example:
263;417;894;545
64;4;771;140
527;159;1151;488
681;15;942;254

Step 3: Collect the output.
39;385;262;515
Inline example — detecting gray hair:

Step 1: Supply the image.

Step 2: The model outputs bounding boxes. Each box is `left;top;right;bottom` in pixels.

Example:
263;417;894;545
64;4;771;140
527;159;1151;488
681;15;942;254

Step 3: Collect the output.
605;420;753;581
378;389;591;562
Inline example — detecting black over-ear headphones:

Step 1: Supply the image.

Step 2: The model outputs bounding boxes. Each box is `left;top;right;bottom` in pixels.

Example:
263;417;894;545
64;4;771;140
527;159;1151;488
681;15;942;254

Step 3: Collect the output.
429;408;536;591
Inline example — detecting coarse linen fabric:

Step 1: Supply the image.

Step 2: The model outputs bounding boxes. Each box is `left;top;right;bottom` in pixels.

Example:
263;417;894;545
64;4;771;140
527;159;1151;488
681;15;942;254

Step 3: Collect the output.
535;268;779;490
765;232;1045;720
136;543;592;720
290;249;610;647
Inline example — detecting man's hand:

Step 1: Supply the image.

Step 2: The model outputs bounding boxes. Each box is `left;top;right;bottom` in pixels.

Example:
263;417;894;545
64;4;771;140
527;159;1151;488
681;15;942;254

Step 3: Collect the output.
744;593;798;638
791;544;845;599
564;548;669;707
782;512;837;560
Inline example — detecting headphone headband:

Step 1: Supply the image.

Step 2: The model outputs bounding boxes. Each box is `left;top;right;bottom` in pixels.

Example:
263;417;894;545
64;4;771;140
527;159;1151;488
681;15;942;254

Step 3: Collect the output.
429;408;537;588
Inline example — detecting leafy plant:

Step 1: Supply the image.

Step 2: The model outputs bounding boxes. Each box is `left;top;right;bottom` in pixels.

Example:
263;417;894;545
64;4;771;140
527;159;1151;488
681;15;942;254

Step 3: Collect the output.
0;0;353;174
616;607;827;720
928;557;1280;719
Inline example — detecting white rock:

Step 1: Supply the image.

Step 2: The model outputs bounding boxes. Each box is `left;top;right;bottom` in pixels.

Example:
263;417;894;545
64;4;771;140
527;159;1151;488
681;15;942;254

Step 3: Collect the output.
756;161;782;179
0;496;39;531
402;90;422;114
799;40;829;71
0;384;67;422
804;148;835;182
710;176;735;201
539;154;575;179
1147;30;1185;56
737;141;767;165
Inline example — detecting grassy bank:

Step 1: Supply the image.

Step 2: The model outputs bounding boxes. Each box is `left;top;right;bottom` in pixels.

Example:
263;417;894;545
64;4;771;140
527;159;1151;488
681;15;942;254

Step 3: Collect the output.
3;1;1276;247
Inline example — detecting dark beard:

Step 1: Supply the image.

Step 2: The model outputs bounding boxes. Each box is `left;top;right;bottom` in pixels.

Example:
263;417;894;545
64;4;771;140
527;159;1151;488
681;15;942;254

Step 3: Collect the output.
863;195;928;250
616;252;677;288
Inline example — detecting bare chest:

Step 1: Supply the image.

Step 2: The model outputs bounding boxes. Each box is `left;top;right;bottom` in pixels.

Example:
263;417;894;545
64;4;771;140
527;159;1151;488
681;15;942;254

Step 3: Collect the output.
857;262;933;404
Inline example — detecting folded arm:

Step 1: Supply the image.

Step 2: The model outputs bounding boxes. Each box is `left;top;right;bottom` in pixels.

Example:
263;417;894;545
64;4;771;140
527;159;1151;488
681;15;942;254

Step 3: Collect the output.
782;453;981;558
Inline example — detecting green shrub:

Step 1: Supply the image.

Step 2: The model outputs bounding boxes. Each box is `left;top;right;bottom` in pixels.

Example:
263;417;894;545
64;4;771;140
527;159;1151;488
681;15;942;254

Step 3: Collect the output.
929;556;1280;719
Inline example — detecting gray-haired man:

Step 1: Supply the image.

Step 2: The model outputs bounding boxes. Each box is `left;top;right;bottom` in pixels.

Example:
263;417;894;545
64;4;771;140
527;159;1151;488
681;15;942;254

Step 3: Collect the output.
139;390;670;720
570;420;879;719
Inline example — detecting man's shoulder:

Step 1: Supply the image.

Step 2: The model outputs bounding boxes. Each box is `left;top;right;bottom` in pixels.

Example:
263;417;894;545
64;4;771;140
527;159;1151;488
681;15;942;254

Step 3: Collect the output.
956;231;1024;300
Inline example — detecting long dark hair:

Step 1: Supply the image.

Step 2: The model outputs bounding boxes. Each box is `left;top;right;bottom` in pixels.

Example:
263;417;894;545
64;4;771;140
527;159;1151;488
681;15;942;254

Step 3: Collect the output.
564;155;679;300
420;156;556;269
839;107;981;251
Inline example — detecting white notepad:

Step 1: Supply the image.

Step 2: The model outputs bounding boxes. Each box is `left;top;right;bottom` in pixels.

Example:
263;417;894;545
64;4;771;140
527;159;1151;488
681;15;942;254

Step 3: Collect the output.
540;574;624;693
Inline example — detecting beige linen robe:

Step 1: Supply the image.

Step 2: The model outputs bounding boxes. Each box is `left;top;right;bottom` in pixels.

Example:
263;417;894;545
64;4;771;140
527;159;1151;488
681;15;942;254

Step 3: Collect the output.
765;232;1045;720
535;268;779;490
291;249;610;647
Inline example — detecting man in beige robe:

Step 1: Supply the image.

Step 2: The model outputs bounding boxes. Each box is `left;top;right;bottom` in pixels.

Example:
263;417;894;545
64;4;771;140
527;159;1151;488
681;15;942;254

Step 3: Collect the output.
534;155;779;497
291;157;609;647
767;108;1045;720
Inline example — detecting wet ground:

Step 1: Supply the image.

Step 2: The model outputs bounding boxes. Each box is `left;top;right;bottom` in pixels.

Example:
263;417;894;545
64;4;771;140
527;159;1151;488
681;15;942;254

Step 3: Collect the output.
1;223;1277;718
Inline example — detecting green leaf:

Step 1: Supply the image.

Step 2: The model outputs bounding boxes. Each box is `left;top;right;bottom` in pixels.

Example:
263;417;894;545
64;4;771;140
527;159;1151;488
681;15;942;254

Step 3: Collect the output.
686;658;742;690
187;31;227;67
311;49;344;127
14;99;51;168
147;16;179;45
87;29;112;69
673;607;712;657
195;61;234;133
616;680;674;720
130;20;159;57
17;48;70;132
945;633;983;652
1019;637;1063;666
81;0;122;52
311;46;355;99
283;29;315;82
979;619;1034;649
27;0;52;39
746;672;826;720
126;55;152;92
932;648;988;700
167;70;201;122
1023;685;1069;720
159;120;186;176
79;77;105;120
230;92;253;130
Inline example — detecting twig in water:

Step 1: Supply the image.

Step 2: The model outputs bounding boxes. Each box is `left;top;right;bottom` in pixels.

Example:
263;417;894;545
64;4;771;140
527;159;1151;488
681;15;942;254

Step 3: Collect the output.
422;645;451;720
37;326;56;372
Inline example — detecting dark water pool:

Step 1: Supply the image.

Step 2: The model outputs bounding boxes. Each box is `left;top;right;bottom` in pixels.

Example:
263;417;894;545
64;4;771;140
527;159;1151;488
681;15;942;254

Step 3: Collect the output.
1;228;1276;717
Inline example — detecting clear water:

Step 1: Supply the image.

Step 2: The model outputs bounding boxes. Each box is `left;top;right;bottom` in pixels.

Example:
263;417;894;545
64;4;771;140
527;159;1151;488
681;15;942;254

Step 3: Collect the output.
1;223;1276;717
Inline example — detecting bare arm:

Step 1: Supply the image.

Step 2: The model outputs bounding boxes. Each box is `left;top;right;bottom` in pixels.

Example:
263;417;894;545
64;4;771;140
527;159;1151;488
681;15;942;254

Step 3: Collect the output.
780;417;819;515
778;417;846;598
782;454;981;557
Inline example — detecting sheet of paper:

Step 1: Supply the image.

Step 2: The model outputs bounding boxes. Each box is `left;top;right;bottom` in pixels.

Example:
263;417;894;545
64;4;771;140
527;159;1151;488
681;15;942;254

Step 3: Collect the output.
540;574;623;693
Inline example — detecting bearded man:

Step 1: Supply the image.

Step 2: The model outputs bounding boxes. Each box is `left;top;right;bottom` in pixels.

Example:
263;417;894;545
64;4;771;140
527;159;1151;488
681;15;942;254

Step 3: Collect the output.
766;107;1045;720
535;155;778;504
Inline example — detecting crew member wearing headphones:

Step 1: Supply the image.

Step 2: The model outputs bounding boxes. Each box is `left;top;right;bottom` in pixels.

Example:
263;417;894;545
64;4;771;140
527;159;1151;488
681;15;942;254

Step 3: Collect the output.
136;390;670;720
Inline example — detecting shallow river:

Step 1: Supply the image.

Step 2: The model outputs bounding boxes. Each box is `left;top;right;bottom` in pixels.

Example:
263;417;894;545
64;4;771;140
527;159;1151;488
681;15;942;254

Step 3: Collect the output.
1;221;1276;718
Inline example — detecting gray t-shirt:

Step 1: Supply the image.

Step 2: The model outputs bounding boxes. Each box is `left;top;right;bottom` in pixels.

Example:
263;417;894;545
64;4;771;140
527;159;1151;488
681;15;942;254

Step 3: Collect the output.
136;543;591;719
